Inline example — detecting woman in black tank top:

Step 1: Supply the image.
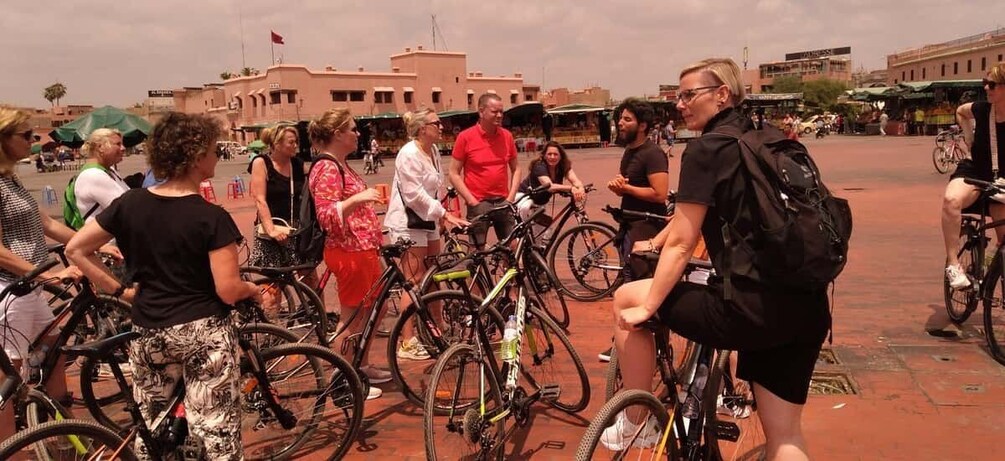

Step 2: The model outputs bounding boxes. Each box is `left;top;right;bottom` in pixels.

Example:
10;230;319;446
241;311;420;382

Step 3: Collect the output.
249;125;306;268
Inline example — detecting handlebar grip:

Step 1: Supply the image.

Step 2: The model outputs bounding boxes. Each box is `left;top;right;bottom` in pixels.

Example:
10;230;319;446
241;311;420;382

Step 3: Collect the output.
0;375;19;406
22;259;60;285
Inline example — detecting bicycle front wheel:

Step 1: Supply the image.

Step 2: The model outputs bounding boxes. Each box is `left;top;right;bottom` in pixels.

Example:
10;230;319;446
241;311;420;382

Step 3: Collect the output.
703;351;767;461
526;250;570;329
250;276;328;343
548;223;623;301
424;343;505;461
0;418;137;461
982;254;1005;365
241;342;364;461
574;389;674;461
932;146;951;174
520;304;590;413
945;228;981;324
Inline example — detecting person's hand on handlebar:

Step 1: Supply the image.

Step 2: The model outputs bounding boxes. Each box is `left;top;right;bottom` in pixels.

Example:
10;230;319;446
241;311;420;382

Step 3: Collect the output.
98;244;123;261
42;265;82;285
571;185;586;202
631;239;659;254
442;213;470;230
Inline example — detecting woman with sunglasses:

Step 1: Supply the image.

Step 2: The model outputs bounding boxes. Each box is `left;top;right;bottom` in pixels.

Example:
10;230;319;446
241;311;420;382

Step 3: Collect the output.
942;62;1005;289
0;107;91;443
607;59;830;459
307;108;388;400
384;109;468;361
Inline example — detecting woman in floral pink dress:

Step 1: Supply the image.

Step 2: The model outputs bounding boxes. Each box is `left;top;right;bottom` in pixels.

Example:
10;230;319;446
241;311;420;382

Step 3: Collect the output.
307;108;388;400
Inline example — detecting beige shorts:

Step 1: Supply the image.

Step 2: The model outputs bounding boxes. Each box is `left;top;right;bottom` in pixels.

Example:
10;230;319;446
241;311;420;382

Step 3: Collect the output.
0;281;55;360
387;226;441;247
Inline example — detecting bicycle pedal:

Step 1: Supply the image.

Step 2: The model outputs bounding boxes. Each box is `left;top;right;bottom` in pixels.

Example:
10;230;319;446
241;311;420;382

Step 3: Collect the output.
713;420;740;442
538;384;562;402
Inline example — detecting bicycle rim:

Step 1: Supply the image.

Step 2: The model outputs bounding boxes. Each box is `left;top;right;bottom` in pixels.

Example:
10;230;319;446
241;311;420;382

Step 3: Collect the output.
704;351;766;461
574;389;674;461
549;223;622;301
983;262;1005;365
0;419;137;461
945;234;980;323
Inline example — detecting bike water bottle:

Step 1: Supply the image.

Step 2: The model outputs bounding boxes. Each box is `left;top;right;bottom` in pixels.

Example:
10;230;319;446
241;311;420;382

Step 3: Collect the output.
164;405;189;448
25;345;49;383
501;316;518;363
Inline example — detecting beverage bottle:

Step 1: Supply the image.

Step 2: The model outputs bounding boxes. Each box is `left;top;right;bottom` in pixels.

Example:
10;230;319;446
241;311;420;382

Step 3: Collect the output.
25;345;49;383
164;405;188;448
501;316;518;363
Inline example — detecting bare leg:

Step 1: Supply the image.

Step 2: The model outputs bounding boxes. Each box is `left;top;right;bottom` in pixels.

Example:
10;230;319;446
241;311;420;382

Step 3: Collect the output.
753;383;809;461
942;178;979;266
611;279;657;424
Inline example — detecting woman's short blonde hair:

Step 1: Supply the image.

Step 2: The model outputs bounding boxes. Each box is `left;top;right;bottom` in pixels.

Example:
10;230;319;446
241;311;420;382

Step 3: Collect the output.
403;109;435;139
146;112;221;181
679;58;746;105
308;108;352;147
81;128;122;158
0;106;31;175
988;62;1005;84
264;124;298;148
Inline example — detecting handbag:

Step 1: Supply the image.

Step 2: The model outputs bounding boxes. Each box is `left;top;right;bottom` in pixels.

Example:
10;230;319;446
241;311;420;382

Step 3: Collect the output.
399;183;436;230
257;158;299;238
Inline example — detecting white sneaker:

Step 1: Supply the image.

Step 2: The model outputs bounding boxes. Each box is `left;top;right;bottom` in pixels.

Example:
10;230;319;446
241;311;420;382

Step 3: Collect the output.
599;411;660;451
366;386;382;401
397;337;431;361
360;365;393;384
946;264;971;289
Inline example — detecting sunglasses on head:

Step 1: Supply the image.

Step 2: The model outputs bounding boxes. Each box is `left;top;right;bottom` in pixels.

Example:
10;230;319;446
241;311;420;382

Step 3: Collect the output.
984;78;1000;90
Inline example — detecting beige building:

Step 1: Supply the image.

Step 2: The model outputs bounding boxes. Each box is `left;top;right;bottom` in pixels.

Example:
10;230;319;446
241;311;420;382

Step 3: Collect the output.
887;28;1005;85
540;86;611;108
744;53;852;94
173;46;540;141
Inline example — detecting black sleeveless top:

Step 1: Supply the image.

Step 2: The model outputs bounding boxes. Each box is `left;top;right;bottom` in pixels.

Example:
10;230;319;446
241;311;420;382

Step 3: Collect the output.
254;155;305;225
969;101;1005;181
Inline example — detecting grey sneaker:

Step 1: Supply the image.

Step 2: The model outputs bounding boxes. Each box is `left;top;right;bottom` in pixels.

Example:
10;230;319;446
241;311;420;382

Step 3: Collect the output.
946;264;971;289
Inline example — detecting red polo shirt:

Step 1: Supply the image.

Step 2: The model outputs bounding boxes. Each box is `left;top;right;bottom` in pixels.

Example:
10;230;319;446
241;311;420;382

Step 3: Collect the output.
452;124;517;201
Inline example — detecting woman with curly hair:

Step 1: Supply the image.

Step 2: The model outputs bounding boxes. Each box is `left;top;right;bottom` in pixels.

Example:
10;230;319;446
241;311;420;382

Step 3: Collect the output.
67;112;260;460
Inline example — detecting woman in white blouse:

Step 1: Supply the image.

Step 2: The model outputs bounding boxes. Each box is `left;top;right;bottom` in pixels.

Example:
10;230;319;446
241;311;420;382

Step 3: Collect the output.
385;108;467;360
73;128;130;227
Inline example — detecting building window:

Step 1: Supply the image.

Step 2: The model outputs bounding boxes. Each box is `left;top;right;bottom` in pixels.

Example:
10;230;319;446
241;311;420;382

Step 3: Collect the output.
270;92;281;105
350;91;365;102
910;69;914;80
286;91;297;104
894;79;898;84
432;91;441;104
967;60;972;73
374;91;394;104
455;77;459;83
922;67;926;79
404;92;413;104
941;64;946;77
510;93;518;104
901;71;905;81
331;91;348;102
1000;54;1004;62
954;62;958;75
467;93;473;106
983;57;988;71
525;94;533;101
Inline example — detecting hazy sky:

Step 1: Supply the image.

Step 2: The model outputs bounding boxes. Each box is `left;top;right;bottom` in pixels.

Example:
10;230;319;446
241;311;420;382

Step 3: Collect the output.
4;0;1005;108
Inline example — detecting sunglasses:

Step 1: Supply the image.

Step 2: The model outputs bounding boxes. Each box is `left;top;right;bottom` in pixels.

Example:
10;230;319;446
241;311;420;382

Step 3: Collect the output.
18;130;34;141
984;79;1000;90
676;86;720;105
426;120;443;128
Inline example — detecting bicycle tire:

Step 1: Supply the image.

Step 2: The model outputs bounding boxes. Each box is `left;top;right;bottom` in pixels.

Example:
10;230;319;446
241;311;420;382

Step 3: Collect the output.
243;342;364;461
0;418;137;461
251;276;328;343
982;253;1005;365
423;343;505;461
703;351;766;461
945;228;981;324
548;222;623;301
574;389;674;461
78;322;299;434
525;250;570;329
519;304;590;413
932;146;951;174
387;290;504;410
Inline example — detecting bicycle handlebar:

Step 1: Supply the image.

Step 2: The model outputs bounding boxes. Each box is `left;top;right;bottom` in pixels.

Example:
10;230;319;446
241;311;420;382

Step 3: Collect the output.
963;177;1001;194
0;259;60;301
602;205;670;224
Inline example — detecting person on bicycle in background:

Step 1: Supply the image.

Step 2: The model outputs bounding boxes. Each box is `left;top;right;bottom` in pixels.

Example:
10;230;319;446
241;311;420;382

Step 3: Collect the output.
514;140;586;236
943;62;1005;289
67;112;261;460
608;58;830;459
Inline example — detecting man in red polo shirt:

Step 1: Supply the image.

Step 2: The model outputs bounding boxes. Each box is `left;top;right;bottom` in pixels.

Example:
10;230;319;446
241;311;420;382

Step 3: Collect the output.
449;93;522;248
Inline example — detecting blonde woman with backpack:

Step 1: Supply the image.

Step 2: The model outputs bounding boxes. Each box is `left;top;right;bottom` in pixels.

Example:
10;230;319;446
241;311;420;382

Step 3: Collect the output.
65;128;130;229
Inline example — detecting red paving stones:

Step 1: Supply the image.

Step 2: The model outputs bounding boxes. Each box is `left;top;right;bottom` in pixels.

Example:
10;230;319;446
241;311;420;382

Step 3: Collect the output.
49;135;1005;459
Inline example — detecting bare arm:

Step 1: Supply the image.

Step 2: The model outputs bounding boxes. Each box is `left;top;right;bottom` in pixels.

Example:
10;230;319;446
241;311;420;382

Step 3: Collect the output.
448;158;479;206
209;243;260;305
507;155;521;202
65;220;122;295
622;172;670;203
249;158;280;236
957;103;975;152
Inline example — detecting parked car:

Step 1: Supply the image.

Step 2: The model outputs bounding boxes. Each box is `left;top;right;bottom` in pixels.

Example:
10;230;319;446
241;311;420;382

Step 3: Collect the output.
800;115;836;135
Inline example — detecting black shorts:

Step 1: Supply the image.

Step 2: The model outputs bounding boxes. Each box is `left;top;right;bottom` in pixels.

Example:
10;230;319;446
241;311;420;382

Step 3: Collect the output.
656;281;831;405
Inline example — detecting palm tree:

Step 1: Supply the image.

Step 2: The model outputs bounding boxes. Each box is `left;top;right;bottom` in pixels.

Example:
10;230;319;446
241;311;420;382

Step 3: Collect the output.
240;67;259;77
43;82;67;107
220;71;234;80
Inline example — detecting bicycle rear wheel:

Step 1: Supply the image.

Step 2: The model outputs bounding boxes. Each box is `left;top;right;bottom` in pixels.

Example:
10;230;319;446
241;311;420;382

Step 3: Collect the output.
945;228;981;324
548;223;623;301
605;333;696;402
574;389;674;460
526;250;570;329
423;343;505;461
982;254;1005;365
932;146;951;174
250;276;328;343
703;351;766;461
519;304;590;413
0;418;137;461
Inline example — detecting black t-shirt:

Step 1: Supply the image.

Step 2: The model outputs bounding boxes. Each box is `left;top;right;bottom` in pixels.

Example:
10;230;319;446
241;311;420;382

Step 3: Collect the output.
518;161;565;205
96;188;242;328
619;139;668;216
968;101;1005;181
676;108;827;323
254;155;305;225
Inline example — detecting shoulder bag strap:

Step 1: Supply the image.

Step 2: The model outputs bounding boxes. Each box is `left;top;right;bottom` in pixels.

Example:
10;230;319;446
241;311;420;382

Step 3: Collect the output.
991;104;999;178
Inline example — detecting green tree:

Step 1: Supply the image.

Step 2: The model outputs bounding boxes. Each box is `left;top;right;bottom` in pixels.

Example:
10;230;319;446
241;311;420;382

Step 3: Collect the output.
220;71;234;80
802;79;849;112
43;82;67;107
768;75;803;94
239;67;259;77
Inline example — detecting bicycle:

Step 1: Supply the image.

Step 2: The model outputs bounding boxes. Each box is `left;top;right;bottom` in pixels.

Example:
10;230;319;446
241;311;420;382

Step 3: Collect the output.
2;309;366;460
933;125;967;174
945;177;1005;365
575;264;765;460
549;203;672;301
422;205;590;460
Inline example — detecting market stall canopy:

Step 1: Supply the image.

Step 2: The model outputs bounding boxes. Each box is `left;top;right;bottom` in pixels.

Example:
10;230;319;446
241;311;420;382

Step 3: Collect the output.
898;80;984;92
746;92;803;102
846;86;900;101
357;112;401;121
49;105;152;148
505;101;544;118
437;109;476;118
547;104;606;114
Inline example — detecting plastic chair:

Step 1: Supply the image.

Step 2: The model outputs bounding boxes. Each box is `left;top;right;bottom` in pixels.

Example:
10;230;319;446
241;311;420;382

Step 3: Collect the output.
199;181;217;202
375;183;391;205
42;186;58;205
232;176;247;194
226;181;244;199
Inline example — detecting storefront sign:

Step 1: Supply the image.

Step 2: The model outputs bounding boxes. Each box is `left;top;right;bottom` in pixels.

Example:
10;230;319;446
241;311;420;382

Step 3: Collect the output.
785;47;851;61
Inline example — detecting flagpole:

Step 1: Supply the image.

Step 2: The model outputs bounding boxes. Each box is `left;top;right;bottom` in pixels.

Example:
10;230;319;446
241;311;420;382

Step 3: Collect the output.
271;41;275;66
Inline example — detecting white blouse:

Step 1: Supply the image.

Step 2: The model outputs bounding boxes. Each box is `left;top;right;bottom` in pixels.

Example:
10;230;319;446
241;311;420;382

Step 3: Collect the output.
384;140;446;231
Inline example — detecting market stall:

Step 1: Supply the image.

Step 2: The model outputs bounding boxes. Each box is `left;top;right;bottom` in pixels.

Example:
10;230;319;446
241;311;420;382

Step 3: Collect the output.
437;109;478;155
357;112;405;155
504;102;545;152
546;104;607;148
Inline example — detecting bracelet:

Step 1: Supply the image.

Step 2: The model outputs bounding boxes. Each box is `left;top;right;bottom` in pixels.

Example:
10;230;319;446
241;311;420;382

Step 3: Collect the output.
111;285;127;298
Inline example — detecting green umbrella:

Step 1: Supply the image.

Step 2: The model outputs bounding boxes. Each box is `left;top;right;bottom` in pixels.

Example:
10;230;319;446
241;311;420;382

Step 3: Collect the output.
49;105;153;148
31;143;42;154
247;140;266;151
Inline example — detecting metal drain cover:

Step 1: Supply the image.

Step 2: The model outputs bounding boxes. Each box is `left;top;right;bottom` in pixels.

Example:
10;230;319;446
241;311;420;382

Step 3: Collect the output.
809;371;857;395
817;348;840;365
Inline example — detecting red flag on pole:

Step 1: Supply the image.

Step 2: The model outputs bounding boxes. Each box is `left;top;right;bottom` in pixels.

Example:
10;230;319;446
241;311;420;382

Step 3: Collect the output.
271;31;284;45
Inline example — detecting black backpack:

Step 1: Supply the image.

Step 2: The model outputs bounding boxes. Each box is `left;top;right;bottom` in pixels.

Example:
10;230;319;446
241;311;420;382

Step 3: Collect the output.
294;154;340;265
713;124;852;299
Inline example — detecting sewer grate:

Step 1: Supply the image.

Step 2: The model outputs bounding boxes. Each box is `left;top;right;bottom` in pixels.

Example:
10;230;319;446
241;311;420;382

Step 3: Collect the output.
809;371;857;395
817;348;840;365
962;384;985;394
